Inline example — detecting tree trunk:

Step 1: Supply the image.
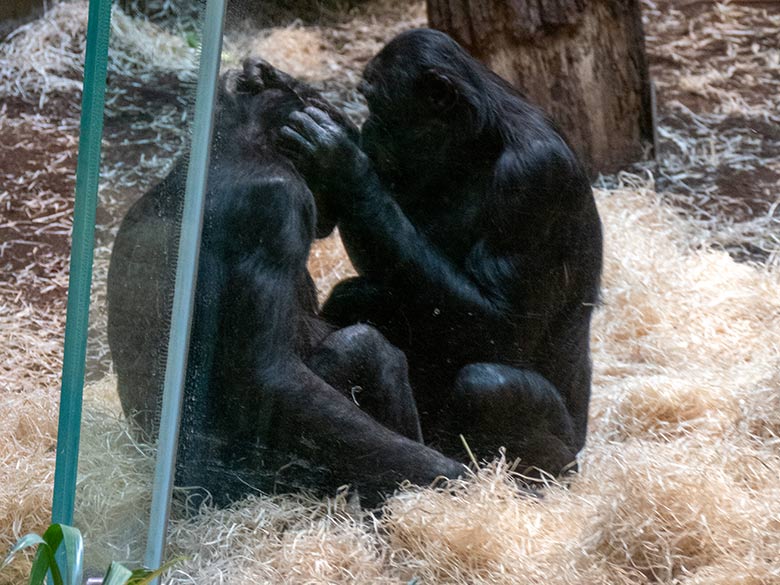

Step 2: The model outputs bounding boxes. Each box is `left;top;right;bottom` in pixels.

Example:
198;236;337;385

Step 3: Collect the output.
0;0;43;20
0;0;46;40
427;0;655;176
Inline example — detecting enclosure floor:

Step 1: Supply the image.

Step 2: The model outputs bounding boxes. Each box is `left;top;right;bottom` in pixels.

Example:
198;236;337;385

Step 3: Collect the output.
1;1;779;583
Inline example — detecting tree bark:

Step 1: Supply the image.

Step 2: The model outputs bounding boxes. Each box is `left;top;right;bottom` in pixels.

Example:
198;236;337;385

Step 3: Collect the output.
0;0;43;20
0;0;45;40
427;0;655;176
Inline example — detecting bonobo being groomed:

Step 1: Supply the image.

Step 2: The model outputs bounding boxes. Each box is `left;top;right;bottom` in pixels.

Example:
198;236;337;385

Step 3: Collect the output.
107;59;465;507
280;29;603;479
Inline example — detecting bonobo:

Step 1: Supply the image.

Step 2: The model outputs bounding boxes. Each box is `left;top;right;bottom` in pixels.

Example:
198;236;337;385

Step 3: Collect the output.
107;59;465;507
280;29;603;479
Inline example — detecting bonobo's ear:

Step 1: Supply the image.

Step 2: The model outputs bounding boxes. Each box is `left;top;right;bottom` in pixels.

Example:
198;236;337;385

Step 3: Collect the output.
240;57;273;93
420;69;457;111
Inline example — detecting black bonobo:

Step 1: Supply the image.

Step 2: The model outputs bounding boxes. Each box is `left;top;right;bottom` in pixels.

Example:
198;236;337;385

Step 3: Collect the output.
280;29;603;479
107;58;465;507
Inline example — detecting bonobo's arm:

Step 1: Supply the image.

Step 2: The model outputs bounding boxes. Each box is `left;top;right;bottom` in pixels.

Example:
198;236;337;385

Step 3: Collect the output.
279;108;530;327
217;177;466;491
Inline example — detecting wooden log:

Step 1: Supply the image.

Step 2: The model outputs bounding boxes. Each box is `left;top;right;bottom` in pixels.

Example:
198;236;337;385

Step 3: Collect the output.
0;0;45;23
427;0;655;176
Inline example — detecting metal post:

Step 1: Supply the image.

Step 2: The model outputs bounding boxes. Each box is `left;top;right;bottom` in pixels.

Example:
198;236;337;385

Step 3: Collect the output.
51;0;112;527
143;0;226;580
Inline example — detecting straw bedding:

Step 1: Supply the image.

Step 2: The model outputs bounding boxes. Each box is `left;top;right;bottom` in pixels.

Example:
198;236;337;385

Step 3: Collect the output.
1;1;779;584
63;181;780;585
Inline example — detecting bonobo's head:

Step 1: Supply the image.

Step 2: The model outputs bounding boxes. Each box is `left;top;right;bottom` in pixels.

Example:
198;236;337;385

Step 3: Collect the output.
215;58;306;155
216;58;339;237
359;29;499;190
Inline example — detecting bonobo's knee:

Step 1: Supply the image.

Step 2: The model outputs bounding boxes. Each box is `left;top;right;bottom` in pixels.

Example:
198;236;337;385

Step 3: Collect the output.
308;324;410;397
455;364;561;409
453;364;574;442
308;324;422;442
451;363;578;477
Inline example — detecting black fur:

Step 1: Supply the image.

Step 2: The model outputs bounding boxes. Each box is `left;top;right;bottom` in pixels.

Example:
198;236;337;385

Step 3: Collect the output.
108;59;465;508
281;30;603;478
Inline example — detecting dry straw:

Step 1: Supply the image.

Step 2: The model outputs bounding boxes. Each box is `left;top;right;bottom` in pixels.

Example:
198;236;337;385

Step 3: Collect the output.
2;1;780;584
40;182;780;585
0;1;196;108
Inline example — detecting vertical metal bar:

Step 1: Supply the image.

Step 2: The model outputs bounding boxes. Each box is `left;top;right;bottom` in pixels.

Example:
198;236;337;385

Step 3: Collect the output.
51;0;113;527
144;0;226;577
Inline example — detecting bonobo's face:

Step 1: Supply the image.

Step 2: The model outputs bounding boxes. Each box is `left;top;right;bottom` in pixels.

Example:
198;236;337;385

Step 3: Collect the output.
359;29;478;193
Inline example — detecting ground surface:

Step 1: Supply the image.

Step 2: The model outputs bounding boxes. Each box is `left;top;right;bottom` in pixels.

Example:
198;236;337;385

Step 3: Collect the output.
0;1;779;583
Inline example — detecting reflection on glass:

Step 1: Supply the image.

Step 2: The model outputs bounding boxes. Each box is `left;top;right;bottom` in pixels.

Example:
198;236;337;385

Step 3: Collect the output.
73;2;198;575
41;0;780;582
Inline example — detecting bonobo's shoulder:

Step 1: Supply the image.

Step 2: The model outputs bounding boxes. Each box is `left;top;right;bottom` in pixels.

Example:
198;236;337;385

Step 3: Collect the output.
495;135;589;195
207;162;314;226
119;164;184;230
209;158;307;200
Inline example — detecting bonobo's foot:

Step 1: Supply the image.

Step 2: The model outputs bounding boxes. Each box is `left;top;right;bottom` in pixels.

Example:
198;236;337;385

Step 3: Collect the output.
320;277;405;339
445;363;579;479
308;324;423;442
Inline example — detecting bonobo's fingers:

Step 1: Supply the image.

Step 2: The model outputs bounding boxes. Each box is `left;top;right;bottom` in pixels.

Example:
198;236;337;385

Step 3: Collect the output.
239;58;268;92
287;110;330;142
285;109;350;155
240;57;286;92
279;126;316;157
303;106;341;131
277;107;368;201
305;98;360;142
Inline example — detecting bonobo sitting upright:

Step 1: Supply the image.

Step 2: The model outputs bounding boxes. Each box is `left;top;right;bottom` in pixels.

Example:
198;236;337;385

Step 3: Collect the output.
280;29;603;478
108;59;464;507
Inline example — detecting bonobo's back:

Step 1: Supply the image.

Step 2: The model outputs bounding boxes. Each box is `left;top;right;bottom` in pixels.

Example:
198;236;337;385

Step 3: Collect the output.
107;70;321;444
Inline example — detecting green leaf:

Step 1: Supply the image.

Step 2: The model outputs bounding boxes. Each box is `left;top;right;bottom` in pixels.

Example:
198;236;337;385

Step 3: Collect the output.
185;31;198;48
58;525;84;585
1;533;46;570
103;562;133;585
38;524;65;585
0;533;56;585
28;546;51;585
126;556;185;585
41;524;64;555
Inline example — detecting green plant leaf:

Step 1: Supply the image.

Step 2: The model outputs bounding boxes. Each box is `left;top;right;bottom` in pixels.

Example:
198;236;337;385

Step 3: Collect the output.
1;533;46;570
185;31;198;48
0;532;57;585
126;556;185;585
103;561;133;585
58;525;84;585
28;546;51;585
41;524;64;554
39;524;65;585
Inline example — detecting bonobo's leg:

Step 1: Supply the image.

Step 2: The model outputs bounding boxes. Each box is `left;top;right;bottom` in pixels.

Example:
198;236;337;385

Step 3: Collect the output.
442;363;579;478
264;362;466;506
307;324;423;442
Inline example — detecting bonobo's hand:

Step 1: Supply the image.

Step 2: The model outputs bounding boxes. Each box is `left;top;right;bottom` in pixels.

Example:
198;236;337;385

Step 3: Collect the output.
279;107;370;208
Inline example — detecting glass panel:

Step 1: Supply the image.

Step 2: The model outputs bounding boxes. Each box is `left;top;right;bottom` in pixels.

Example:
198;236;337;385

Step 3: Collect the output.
59;0;780;583
72;1;201;576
